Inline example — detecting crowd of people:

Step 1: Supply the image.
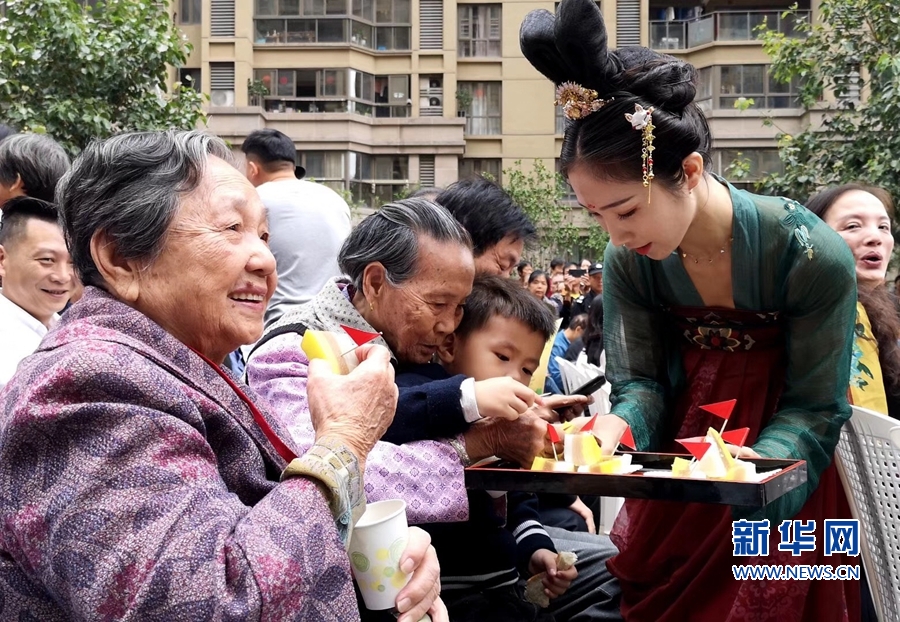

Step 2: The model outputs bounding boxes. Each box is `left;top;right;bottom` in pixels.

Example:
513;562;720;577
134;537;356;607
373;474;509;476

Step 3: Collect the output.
0;0;895;619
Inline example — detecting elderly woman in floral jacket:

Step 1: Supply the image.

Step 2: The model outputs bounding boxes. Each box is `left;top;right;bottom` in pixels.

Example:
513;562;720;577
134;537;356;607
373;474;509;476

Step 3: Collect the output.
0;130;444;622
247;200;622;622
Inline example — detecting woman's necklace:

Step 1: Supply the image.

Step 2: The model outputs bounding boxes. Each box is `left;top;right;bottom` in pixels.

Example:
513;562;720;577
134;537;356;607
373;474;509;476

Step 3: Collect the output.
679;237;734;264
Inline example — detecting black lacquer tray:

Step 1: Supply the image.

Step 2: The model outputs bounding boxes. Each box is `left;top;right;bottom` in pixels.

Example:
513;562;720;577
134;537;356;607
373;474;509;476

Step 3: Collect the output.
465;453;807;508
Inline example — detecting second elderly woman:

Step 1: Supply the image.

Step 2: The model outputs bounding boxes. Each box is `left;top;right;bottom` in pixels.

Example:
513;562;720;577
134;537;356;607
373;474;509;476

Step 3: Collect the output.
247;199;621;621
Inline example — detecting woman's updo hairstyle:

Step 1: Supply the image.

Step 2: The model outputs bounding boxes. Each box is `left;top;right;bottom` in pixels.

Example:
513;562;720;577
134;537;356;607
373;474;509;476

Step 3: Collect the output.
520;0;711;191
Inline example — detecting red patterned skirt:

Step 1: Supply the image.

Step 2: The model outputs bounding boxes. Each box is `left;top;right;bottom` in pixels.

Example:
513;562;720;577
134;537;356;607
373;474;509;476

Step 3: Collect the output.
607;307;859;622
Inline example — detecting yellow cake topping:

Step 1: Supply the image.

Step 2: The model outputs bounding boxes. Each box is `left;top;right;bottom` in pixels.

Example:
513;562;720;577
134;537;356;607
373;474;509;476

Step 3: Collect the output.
564;433;604;466
672;457;694;478
300;330;359;375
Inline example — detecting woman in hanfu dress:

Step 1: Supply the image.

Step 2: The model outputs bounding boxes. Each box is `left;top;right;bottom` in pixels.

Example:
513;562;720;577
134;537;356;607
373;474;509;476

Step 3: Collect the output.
520;0;861;620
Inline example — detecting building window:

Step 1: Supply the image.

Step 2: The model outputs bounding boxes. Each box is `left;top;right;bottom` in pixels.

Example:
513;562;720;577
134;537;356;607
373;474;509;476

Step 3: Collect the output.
254;0;410;49
717;148;783;189
718;65;800;109
458;5;501;58
300;151;346;191
253;68;410;117
556;159;576;201
459;158;501;182
179;68;202;91
695;66;712;112
458;81;501;135
555;105;566;134
179;0;202;24
350;153;409;206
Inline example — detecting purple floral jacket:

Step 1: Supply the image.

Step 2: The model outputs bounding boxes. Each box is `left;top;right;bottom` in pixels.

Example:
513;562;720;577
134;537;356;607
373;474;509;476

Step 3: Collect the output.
247;278;470;525
0;288;360;621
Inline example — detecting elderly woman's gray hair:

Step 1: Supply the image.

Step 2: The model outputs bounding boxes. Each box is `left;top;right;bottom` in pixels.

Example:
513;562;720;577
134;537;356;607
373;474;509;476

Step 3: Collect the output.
56;130;235;289
339;198;473;291
0;133;71;205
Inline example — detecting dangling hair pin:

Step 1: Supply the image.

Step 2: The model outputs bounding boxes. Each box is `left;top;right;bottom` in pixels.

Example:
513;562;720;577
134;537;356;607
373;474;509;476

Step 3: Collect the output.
625;104;656;204
555;82;610;120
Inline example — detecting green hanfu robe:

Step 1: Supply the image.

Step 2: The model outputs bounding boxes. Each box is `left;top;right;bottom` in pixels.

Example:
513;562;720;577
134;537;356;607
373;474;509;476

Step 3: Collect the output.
602;180;861;621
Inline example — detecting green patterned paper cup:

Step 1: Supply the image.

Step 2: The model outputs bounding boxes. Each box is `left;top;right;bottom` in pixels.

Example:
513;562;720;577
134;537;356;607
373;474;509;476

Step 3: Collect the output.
348;499;410;611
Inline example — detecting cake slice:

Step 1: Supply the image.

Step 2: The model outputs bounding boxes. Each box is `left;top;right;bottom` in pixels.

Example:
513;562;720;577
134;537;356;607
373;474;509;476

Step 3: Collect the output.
564;432;604;466
695;427;735;479
577;454;632;474
300;329;360;374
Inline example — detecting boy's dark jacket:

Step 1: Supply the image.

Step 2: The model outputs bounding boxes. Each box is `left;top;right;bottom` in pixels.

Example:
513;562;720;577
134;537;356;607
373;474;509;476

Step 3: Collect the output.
389;362;556;591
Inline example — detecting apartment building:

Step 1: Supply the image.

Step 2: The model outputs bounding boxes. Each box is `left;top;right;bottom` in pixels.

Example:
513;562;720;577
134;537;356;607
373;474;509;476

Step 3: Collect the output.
174;0;817;206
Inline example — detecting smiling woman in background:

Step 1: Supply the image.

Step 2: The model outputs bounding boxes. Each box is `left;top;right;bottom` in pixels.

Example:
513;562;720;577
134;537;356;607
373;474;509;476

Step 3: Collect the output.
807;183;900;419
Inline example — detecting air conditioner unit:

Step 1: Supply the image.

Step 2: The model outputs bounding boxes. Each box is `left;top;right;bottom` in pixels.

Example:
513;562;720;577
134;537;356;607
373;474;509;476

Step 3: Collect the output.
429;77;442;89
210;89;235;106
429;96;442;107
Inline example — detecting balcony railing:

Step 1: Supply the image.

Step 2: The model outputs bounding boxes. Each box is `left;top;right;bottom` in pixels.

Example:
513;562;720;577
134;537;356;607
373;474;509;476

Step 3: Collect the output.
649;10;809;50
420;86;443;116
257;96;410;118
254;19;411;51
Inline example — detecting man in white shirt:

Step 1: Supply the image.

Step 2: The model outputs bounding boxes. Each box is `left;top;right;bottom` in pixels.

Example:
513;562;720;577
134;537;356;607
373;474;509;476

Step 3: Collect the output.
241;129;352;327
0;197;75;389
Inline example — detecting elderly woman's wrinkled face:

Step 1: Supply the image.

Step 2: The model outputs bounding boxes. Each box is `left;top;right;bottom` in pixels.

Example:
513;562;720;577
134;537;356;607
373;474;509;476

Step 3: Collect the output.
132;157;276;361
372;235;475;364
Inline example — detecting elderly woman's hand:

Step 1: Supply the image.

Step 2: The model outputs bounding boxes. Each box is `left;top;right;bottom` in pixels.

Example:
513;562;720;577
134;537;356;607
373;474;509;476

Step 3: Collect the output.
395;527;448;622
307;344;398;464
463;413;547;468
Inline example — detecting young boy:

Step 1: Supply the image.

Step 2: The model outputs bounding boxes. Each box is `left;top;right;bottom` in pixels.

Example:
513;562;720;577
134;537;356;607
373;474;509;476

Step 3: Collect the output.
392;275;577;621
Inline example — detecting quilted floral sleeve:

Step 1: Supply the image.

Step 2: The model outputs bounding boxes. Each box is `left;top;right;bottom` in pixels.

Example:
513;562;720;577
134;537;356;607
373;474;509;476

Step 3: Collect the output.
0;347;360;622
247;333;471;525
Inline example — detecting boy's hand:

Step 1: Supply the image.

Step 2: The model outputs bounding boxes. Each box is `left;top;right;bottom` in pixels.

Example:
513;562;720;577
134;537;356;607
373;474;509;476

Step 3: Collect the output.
528;550;577;598
474;377;536;420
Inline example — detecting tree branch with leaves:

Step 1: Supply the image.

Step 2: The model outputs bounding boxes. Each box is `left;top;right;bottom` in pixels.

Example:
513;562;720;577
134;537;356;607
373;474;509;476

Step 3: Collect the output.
0;0;206;156
756;0;900;203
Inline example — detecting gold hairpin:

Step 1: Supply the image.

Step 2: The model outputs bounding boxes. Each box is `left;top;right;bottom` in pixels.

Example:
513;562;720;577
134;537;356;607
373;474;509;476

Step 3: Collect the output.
625;104;655;203
555;82;610;121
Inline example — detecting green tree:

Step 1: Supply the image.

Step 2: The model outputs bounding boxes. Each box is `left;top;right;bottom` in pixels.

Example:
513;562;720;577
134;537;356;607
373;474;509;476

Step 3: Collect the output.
756;0;900;201
499;160;609;265
0;0;206;155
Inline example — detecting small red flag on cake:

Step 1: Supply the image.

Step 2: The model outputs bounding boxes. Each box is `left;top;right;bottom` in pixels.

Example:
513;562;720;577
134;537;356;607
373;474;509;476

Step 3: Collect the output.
340;324;381;348
677;439;712;461
699;399;736;421
547;422;561;444
619;426;636;451
721;427;750;448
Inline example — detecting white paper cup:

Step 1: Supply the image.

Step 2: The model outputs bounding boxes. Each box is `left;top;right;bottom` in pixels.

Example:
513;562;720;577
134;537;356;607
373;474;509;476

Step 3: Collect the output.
348;499;410;611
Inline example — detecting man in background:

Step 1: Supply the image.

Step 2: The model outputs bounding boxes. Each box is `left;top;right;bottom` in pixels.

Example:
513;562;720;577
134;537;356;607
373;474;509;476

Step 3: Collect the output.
435;177;536;277
0;197;75;389
242;129;351;327
570;262;603;318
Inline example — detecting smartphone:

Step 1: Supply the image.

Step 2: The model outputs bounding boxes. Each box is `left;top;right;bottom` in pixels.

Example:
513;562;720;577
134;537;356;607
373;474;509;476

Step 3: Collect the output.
568;269;587;278
569;375;606;396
